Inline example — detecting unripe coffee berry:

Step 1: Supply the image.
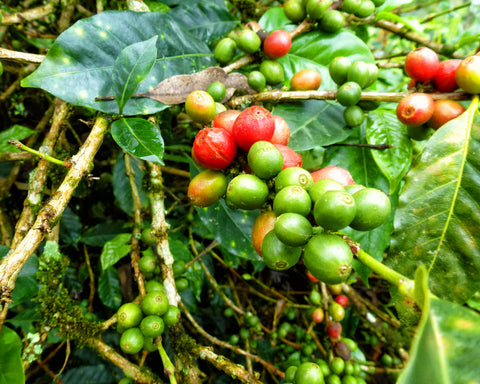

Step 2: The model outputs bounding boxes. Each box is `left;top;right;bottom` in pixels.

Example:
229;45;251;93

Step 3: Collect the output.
247;141;283;179
455;55;480;94
214;37;237;65
185;90;216;124
226;174;269;210
188;169;228;207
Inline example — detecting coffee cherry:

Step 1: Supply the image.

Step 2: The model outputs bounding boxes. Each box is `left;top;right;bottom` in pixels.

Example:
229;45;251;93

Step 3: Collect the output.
192;127;237;170
396;93;434;126
175;277;189;292
232;105;275;151
285;365;299;382
455;55;480;94
140;315;165;338
350;187;391;231
321;10;345;33
188;169;228;207
248;141;283;179
343;105;365;127
329;56;352;85
309;290;322;305
337;81;362;106
341;0;362;14
327;321;342;339
295;362;324;384
273;185;312;216
260;60;285;85
248;70;267;92
263;30;292;59
311;307;325;323
141;227;156;246
328;284;343;295
334;294;349;307
274;144;303;168
185;90;216;124
335;341;352;361
309;178;345;202
206;81;226;102
245;21;261;33
306;0;333;20
284;0;306;23
120;328;144;354
354;0;376;18
313;190;356;230
372;0;386;5
141;291;169;316
329;301;345;322
307;270;320;282
145;280;165;293
330;356;345;375
342;375;357;384
251;211;277;256
347;61;370;88
275;166;314;192
212;109;241;135
271;116;291;145
172;260;186;278
357;99;380;111
229;334;240;345
117;303;143;329
226;174;269;210
428;99;465;130
291;69;322;91
138;253;157;274
304;234;353;284
311;166;355;186
365;62;379;88
274;212;313;246
214;37;237;65
327;375;342;384
432;59;461;92
163;305;181;326
404;47;439;82
261;230;302;271
237;29;261;54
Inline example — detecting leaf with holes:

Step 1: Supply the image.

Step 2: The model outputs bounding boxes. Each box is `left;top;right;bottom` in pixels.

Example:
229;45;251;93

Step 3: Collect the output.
21;11;214;115
111;118;164;164
366;108;413;194
387;98;480;304
111;36;158;114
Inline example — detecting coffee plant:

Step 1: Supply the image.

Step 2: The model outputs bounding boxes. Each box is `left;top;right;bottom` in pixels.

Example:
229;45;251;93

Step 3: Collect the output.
0;0;479;383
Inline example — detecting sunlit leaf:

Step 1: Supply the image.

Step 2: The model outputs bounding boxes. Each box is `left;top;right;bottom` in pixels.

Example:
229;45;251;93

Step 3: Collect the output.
0;125;35;153
0;327;24;384
100;233;131;271
98;267;122;309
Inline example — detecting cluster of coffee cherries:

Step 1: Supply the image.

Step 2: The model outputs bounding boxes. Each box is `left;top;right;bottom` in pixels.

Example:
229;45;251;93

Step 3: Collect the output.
396;46;477;140
187;103;391;286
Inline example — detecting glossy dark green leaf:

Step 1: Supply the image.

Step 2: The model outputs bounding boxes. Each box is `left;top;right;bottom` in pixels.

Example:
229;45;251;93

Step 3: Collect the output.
11;255;39;307
0;125;35;153
21;11;215;115
169;2;238;45
258;7;294;32
111;36;157;114
111;118;164;164
113;152;149;216
0;327;24;384
387;99;480;303
100;233;131;271
60;364;114;384
366;108;412;194
80;220;129;247
60;207;82;245
273;101;350;151
398;295;480;384
98;267;122;309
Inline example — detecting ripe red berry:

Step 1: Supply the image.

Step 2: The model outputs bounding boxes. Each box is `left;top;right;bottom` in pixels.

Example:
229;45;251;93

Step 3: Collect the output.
291;69;322;91
432;59;461;92
396;93;435;126
263;30;292;59
271;116;291;145
311;166;355;186
327;321;342;339
311;308;325;323
334;294;349;307
212;109;241;135
273;144;303;169
306;270;319;283
232;106;275;151
428;99;466;130
192;128;237;170
404;47;439;82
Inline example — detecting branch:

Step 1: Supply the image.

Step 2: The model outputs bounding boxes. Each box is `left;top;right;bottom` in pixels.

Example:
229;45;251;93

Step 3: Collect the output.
0;47;45;64
0;3;57;25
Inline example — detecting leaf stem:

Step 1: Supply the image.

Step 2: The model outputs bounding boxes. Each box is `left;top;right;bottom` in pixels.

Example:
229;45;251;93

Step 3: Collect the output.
8;140;70;167
158;341;177;384
356;249;415;300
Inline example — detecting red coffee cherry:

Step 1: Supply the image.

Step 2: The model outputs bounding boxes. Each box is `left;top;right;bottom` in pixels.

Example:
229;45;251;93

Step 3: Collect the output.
187;170;228;207
404;47;439;82
311;166;355;186
306;270;319;283
232;106;275;151
327;321;342;339
428;99;466;130
291;69;322;91
311;308;325;323
192;127;237;170
334;294;349;307
263;30;292;59
212;109;241;135
273;144;303;169
271;115;291;145
432;59;461;92
396;93;434;126
251;211;277;256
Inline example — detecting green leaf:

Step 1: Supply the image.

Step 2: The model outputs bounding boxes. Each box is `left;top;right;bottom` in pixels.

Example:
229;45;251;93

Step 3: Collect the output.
273;101;350;151
100;233;131;271
98;267;122;309
112;36;158;114
11;255;39;307
387;99;480;304
112;152;149;216
21;11;215;115
398;295;480;384
111;118;164;164
60;207;82;245
168;2;238;45
80;220;129;247
258;7;294;32
366;108;413;194
60;364;114;384
0;125;35;153
0;327;25;384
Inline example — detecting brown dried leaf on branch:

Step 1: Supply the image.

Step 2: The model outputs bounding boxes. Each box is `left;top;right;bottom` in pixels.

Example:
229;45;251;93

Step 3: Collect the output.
140;67;254;104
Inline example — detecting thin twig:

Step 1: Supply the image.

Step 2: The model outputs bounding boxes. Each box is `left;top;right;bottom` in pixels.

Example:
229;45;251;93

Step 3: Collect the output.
1;3;57;25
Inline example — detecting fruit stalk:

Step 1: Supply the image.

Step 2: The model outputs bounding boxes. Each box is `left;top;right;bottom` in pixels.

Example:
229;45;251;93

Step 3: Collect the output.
356;249;415;300
158;340;178;384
